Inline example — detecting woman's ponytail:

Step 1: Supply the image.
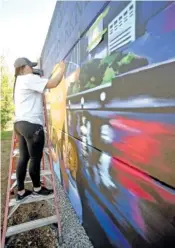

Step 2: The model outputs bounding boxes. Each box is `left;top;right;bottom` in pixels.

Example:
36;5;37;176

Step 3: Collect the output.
13;75;17;101
13;66;25;101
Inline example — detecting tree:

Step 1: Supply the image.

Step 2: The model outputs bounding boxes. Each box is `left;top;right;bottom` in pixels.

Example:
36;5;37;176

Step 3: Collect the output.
0;56;14;130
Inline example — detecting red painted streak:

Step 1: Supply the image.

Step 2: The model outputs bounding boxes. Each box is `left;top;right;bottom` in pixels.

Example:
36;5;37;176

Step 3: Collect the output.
110;118;173;134
112;158;175;204
112;158;156;202
110;117;175;177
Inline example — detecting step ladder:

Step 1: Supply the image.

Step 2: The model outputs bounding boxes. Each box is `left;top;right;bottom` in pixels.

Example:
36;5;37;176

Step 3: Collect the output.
1;96;63;248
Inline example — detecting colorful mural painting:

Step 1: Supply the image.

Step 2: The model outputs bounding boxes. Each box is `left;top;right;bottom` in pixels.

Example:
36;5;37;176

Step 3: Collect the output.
42;1;175;247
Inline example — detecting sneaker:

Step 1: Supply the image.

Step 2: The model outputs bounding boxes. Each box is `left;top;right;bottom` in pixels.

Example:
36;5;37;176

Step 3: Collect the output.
16;189;32;201
32;186;53;196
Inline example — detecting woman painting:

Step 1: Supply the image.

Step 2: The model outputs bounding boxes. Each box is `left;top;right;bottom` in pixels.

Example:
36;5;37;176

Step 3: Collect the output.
13;57;65;201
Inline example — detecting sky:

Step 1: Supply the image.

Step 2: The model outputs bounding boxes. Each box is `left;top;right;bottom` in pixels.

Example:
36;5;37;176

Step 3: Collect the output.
0;0;57;72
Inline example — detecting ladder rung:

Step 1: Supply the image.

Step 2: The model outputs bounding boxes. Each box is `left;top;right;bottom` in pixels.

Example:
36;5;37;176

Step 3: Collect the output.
10;181;17;191
44;147;49;154
13;148;19;157
13;148;48;157
6;215;57;237
11;181;33;191
11;170;51;180
10;178;52;191
9;194;54;207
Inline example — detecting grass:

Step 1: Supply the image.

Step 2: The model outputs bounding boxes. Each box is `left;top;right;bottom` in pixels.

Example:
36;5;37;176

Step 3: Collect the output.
1;129;12;228
1;130;13;141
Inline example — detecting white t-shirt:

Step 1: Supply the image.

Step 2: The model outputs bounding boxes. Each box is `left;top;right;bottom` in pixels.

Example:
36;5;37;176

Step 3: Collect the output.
14;74;48;126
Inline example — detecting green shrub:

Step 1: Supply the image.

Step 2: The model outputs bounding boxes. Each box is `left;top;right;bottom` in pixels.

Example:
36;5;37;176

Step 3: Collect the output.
1;57;14;130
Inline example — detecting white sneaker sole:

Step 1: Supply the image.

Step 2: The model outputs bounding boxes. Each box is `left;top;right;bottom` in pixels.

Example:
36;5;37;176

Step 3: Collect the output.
31;193;54;198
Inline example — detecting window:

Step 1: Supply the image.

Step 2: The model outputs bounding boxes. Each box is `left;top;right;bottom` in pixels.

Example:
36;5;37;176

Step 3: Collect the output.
108;0;136;54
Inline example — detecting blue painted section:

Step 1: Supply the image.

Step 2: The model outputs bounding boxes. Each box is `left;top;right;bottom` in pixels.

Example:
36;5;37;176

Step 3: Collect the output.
85;190;131;248
65;169;83;223
53;160;61;181
78;154;146;239
53;160;83;223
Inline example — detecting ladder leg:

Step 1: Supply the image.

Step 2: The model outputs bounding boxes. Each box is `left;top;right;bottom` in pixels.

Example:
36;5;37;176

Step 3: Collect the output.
4;236;16;248
10;138;18;195
10;180;17;192
1;132;16;248
42;155;46;187
8;203;20;219
49;154;63;244
43;96;63;245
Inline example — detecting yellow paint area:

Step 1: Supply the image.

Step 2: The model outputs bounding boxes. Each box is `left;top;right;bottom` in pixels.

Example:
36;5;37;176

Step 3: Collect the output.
45;63;80;177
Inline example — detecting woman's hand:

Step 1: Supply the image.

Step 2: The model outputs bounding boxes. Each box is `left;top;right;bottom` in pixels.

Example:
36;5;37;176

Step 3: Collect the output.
46;61;66;89
52;61;66;77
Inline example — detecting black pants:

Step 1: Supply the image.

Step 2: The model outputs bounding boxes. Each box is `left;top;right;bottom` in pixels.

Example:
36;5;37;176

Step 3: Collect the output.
14;121;45;191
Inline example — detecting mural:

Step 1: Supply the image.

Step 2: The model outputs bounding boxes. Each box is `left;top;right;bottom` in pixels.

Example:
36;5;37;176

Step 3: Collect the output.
43;1;175;247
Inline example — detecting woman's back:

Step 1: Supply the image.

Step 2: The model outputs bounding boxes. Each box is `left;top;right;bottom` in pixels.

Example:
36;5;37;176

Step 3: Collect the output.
14;73;48;125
